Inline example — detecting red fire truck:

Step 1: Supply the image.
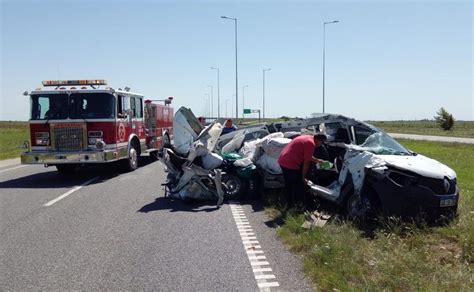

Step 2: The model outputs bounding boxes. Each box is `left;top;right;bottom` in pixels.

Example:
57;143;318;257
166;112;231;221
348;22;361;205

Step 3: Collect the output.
21;80;173;173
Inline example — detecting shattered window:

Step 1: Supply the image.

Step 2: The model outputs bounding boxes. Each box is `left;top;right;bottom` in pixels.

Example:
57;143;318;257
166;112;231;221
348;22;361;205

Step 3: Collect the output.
353;126;374;145
361;132;410;155
325;122;350;143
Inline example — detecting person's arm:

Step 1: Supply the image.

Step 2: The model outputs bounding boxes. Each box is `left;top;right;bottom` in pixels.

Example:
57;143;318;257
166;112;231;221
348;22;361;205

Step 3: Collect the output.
312;156;324;164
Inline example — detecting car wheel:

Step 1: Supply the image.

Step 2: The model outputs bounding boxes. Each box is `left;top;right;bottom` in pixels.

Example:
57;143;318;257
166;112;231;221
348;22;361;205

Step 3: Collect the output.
222;174;247;200
345;188;380;220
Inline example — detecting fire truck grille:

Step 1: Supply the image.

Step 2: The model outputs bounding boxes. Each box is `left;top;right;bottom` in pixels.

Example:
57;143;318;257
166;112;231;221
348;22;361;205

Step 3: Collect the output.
53;127;84;151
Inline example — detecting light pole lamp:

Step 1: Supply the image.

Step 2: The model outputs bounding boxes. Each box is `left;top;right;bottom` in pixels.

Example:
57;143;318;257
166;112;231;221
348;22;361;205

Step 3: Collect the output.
322;20;339;114
263;68;271;119
221;16;239;120
242;85;248;116
207;85;213;118
210;67;220;118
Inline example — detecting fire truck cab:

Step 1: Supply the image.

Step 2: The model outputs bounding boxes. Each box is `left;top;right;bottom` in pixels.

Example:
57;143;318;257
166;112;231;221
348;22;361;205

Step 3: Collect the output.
21;80;173;173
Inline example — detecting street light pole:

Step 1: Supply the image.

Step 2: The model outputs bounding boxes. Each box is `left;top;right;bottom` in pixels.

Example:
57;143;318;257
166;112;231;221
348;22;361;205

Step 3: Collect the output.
210;67;220;118
242;85;248;116
263;68;271;119
221;16;238;120
207;85;213;118
322;20;339;114
205;93;211;117
225;98;229;117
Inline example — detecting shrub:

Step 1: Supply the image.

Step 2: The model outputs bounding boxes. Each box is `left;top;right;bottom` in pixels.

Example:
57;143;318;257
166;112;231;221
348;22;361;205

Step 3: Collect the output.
434;108;455;131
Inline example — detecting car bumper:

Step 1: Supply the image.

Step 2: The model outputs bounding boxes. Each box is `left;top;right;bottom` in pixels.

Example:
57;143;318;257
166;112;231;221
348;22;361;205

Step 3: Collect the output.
370;176;460;217
21;149;122;165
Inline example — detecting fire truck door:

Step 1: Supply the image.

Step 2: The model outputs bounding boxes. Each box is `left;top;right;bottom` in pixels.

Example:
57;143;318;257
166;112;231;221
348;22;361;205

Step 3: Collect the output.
130;96;145;139
117;95;133;143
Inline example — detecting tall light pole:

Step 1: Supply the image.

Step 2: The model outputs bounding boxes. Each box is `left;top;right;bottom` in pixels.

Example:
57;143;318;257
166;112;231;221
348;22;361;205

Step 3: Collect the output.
322;20;339;113
242;85;248;116
207;85;213;117
263;68;271;119
210;67;220;118
221;16;238;120
205;93;211;117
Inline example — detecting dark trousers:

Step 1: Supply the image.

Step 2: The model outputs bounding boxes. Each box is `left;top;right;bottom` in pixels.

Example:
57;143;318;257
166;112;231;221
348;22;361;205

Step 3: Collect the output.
281;167;306;207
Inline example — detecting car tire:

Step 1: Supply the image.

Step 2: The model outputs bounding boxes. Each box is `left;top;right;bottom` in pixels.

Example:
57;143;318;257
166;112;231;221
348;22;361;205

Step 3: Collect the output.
222;174;248;200
345;188;381;220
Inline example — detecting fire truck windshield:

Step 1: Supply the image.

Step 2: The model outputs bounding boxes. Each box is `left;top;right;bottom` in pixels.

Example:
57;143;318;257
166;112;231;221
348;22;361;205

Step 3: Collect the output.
30;93;116;120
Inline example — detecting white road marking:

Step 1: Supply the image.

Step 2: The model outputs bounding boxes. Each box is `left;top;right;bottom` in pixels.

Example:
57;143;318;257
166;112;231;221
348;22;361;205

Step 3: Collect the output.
247;250;264;255
255;274;276;280
241;236;257;240
257;282;280;288
249;255;267;260
43;176;99;207
0;165;26;174
229;202;279;291
253;267;272;272
250;261;270;266
245;244;262;249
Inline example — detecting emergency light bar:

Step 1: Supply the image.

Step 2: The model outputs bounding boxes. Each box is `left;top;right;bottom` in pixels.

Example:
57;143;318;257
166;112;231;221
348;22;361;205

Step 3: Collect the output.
42;80;107;86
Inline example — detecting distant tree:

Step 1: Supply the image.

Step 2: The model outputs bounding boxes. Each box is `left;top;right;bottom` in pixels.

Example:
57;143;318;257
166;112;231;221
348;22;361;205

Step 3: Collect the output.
434;107;455;131
279;116;290;121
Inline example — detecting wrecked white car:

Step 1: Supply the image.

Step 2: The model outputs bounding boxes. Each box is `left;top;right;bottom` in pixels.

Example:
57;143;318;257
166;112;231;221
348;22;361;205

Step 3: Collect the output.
271;114;459;220
160;107;261;205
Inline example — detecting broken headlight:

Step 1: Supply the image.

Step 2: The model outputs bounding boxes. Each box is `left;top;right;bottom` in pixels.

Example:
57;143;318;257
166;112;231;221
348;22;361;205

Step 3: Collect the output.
386;168;418;187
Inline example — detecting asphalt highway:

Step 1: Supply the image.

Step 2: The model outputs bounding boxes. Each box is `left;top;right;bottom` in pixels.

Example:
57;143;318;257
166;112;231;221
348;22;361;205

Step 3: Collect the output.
0;158;311;291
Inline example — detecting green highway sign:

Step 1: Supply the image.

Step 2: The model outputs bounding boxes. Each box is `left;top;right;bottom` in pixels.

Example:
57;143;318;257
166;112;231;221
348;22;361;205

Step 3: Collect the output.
243;109;252;114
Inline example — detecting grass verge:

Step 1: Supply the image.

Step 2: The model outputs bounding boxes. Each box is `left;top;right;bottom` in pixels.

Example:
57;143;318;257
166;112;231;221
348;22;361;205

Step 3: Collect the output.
369;120;474;138
0;121;29;160
265;139;473;290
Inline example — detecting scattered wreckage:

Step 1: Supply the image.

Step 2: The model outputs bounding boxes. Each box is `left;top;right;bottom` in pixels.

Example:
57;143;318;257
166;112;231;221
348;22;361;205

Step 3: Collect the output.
160;108;459;220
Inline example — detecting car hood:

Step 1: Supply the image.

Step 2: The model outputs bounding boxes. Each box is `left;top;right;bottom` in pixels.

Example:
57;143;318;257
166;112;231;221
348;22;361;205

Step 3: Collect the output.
379;154;456;179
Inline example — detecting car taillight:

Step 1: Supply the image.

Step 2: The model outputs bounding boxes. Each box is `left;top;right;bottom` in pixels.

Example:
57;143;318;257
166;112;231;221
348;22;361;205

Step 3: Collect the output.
35;132;49;146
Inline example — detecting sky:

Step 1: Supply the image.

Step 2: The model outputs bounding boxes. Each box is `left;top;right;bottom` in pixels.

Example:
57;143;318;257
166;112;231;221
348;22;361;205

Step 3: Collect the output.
1;0;472;121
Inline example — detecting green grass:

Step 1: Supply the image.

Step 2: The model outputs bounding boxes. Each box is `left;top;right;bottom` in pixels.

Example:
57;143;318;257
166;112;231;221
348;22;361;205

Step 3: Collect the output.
369;120;474;138
0;121;29;160
267;140;474;291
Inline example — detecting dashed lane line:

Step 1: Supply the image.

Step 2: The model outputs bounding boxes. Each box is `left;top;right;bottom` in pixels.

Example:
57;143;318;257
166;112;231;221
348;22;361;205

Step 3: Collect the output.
0;165;26;174
43;176;100;207
229;202;280;291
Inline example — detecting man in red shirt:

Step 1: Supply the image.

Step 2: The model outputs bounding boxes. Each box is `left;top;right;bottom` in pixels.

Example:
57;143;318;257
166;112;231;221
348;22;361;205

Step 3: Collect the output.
278;133;327;208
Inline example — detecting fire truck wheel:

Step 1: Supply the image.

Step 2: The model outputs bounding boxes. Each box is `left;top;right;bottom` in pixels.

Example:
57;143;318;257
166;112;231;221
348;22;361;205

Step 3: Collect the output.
122;144;139;172
56;164;77;174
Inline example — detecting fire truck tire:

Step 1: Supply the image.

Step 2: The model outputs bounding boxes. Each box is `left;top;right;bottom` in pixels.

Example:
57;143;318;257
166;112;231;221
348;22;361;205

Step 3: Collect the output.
122;143;139;172
56;164;77;174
